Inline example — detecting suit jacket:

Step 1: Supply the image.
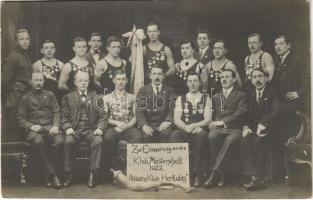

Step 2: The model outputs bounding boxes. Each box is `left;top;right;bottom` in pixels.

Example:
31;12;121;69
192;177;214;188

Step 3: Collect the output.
245;86;280;133
136;83;175;128
85;50;106;65
212;88;248;130
194;45;214;65
61;90;108;131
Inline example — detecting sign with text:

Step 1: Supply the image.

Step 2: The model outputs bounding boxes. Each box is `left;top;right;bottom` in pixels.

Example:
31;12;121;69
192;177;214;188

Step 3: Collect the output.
127;143;190;187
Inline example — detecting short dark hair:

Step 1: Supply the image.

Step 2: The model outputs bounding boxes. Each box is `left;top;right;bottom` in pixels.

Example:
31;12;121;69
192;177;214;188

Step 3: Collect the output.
275;34;291;45
147;22;159;30
251;67;268;77
196;30;210;38
73;37;86;46
90;32;102;40
248;33;263;42
15;29;29;40
180;39;195;49
149;64;164;74
186;72;201;82
106;36;120;47
213;40;228;49
221;69;236;78
113;69;127;78
41;40;55;48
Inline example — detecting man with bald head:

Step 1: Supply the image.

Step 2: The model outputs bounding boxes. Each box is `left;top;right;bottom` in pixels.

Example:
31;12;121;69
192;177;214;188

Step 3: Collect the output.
17;72;63;189
61;71;108;188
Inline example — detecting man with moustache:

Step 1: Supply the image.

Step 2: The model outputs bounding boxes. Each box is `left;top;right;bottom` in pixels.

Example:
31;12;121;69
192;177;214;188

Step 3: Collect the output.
243;33;275;93
85;32;105;65
32;40;64;102
194;30;214;65
102;70;142;173
170;72;212;187
17;72;63;189
143;22;176;85
273;34;309;143
241;68;280;191
2;29;32;140
61;71;107;188
204;69;248;188
136;65;175;142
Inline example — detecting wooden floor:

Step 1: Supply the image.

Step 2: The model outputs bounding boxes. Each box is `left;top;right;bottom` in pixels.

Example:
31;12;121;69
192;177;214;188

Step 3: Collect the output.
2;179;311;199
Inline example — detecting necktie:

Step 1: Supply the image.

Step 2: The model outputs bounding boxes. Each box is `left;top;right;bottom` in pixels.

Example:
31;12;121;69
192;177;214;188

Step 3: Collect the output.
81;94;86;103
279;56;283;65
256;91;262;103
156;86;160;95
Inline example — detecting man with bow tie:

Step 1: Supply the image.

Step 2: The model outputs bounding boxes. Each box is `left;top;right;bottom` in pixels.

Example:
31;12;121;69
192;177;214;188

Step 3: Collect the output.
273;34;309;143
85;32;105;65
240;68;280;191
194;30;214;65
61;71;108;188
17;72;64;189
204;69;248;188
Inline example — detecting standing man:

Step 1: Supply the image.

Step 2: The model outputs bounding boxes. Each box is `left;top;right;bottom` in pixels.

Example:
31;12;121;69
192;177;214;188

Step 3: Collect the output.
170;72;211;187
243;33;275;92
204;69;248;188
61;71;107;188
194;30;213;66
17;72;63;189
143;22;176;85
102;69;142;173
136;65;176;143
2;29;32;140
32;40;64;102
241;68;280;191
273;34;308;142
85;32;105;65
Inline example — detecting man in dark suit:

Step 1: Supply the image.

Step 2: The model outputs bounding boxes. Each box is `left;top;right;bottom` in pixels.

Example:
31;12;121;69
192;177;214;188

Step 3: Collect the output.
61;71;108;188
204;69;248;188
241;68;280;191
85;32;106;65
136;65;176;142
17;72;63;189
273;34;309;143
194;30;213;66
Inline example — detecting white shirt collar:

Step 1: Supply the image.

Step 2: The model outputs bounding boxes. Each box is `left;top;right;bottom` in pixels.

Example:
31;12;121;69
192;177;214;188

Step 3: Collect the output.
280;50;290;63
152;83;162;94
78;90;87;96
222;86;234;98
256;86;265;96
200;46;209;57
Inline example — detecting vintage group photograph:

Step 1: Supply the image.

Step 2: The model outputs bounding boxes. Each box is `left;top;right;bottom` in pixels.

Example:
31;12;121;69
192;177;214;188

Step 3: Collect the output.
1;0;311;199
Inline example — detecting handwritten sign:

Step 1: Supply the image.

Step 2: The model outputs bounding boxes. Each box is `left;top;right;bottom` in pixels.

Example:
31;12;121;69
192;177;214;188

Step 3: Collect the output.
127;143;190;187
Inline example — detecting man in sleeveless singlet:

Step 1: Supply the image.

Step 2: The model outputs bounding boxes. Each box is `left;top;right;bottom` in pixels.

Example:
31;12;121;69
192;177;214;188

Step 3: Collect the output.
170;72;211;187
143;22;176;85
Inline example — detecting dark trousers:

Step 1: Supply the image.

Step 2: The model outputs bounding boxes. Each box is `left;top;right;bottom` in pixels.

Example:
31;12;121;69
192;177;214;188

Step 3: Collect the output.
63;129;103;172
27;131;64;176
241;134;271;177
142;125;172;143
208;128;241;173
103;127;143;170
169;129;209;177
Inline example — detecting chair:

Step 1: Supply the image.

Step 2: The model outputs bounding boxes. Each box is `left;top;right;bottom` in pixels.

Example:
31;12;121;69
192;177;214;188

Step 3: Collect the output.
284;112;311;185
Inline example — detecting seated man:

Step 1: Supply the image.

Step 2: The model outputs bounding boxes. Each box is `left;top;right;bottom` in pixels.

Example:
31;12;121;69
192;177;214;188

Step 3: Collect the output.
170;72;211;187
17;72;63;189
136;65;176;142
103;69;142;172
241;68;280;191
204;69;248;188
61;71;107;188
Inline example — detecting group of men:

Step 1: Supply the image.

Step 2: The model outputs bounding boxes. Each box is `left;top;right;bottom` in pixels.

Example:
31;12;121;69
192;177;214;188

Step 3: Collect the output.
2;21;308;191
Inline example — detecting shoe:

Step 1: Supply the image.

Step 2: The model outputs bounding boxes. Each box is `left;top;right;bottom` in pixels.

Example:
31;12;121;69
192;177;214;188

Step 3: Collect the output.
45;176;52;188
63;173;73;188
193;176;202;187
217;174;225;188
204;171;216;188
52;174;62;189
243;176;261;191
87;171;96;188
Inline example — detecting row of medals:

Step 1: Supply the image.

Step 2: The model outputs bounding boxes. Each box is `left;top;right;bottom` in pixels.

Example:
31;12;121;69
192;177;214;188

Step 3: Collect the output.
147;51;166;69
42;66;59;81
176;62;189;80
245;59;261;80
183;102;204;122
72;65;94;76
